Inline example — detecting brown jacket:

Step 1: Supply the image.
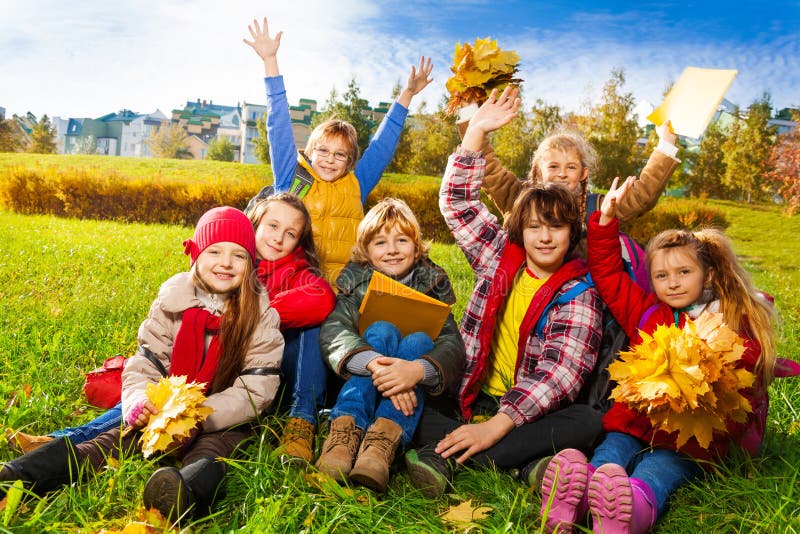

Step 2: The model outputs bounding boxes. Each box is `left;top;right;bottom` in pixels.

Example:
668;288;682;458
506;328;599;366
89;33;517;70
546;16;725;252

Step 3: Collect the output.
121;272;283;432
457;123;679;223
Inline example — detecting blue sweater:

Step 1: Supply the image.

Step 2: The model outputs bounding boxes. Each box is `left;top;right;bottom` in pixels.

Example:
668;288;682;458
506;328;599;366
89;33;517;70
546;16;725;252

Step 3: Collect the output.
265;75;409;204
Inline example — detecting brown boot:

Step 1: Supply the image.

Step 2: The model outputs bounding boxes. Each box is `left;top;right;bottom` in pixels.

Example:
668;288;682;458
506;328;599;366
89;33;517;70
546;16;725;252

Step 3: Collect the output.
315;416;362;482
6;430;54;454
349;417;403;493
279;417;316;464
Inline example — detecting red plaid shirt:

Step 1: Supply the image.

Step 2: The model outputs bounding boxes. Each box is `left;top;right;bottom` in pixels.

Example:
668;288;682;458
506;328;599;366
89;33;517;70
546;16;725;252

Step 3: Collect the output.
440;147;603;425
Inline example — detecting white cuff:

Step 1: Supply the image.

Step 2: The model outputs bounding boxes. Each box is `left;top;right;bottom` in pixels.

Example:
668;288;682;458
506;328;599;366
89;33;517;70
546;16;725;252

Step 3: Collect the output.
656;138;679;160
456;103;479;124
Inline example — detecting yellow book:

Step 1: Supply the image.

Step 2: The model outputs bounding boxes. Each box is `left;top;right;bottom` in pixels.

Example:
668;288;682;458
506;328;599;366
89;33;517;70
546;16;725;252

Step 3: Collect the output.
358;271;452;340
647;66;738;139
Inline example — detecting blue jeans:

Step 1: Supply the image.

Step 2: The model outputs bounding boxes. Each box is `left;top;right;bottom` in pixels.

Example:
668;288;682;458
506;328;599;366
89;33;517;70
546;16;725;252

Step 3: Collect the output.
280;326;327;425
590;432;704;517
329;321;433;447
50;402;123;443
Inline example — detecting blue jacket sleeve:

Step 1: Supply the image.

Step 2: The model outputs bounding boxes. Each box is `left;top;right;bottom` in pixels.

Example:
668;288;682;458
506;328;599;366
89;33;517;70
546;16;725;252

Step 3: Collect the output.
354;102;409;203
265;76;299;192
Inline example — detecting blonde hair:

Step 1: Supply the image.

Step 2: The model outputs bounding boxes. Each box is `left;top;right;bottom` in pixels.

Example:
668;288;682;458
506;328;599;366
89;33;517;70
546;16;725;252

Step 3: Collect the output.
191;257;262;393
527;129;598;224
646;228;777;384
351;197;430;266
245;193;321;270
304;119;359;172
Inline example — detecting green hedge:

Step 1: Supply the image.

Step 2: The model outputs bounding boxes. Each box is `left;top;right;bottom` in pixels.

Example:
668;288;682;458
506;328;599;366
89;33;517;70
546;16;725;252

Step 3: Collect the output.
0;165;727;244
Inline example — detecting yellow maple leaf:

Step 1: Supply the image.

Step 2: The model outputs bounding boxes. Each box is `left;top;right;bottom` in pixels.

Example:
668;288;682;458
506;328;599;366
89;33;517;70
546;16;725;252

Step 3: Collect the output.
440;499;492;527
444;37;522;115
609;312;754;449
140;376;212;457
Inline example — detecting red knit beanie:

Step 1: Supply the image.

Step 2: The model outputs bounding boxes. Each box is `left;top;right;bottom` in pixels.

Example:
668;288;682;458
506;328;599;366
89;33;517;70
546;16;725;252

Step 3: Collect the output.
183;206;256;265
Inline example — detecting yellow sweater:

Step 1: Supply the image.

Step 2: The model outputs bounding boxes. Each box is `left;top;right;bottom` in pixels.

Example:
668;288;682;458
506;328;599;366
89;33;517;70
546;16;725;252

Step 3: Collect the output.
297;157;364;285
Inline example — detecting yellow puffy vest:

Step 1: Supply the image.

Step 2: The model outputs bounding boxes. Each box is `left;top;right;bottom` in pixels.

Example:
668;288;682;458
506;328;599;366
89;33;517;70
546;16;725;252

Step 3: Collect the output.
296;156;364;285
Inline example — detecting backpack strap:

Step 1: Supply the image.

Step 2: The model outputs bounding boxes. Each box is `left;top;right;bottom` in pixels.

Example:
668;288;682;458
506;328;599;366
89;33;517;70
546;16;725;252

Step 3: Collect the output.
288;162;315;199
638;303;661;330
534;276;594;339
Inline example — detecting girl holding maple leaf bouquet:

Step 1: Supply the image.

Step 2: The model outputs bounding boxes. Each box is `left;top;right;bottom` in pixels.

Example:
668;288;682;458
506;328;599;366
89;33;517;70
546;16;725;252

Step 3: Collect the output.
539;177;779;534
0;206;284;524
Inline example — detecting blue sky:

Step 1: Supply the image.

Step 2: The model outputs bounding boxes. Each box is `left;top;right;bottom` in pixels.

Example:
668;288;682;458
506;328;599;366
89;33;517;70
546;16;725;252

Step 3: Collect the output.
2;0;798;122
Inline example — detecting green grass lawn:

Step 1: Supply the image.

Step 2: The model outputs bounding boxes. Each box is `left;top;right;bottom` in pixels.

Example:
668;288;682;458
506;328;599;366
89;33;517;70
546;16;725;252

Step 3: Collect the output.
1;201;799;532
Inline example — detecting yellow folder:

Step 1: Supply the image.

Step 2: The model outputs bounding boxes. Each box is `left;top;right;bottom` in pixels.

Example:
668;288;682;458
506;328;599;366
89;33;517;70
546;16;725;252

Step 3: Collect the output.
647;66;738;139
357;271;452;340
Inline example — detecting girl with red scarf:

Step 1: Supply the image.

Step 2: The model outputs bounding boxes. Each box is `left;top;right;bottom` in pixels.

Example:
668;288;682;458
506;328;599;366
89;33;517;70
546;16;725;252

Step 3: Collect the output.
0;207;284;524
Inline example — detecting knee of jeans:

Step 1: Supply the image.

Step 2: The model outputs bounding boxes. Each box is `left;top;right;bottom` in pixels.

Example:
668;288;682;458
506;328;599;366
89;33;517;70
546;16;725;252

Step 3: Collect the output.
398;332;434;359
364;321;401;353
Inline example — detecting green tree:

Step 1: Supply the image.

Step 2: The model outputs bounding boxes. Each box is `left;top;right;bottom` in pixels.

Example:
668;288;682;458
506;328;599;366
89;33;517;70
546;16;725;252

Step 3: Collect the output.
312;78;376;155
73;135;97;155
406;97;460;176
251;114;271;164
206;136;235;162
0;118;24;152
492;96;563;179
146;123;192;159
722;95;776;202
28;114;57;154
685;121;729;198
575;69;639;188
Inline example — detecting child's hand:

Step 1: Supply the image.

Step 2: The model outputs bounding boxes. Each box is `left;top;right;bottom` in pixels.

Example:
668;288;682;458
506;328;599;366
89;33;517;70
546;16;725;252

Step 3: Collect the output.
370;356;425;396
461;86;521;151
243;17;282;75
657;119;677;146
434;413;514;464
599;176;636;225
126;399;158;429
397;57;433;107
389;389;419;416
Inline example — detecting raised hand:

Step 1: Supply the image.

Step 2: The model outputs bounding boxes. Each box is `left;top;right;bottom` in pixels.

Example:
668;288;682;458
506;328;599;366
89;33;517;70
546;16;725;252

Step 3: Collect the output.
398;56;434;107
657;119;677;146
243;17;282;75
461;85;521;151
599;175;636;225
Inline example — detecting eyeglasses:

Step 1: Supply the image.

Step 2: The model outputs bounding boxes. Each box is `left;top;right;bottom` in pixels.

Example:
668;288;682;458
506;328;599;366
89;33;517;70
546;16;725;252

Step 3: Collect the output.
313;147;349;162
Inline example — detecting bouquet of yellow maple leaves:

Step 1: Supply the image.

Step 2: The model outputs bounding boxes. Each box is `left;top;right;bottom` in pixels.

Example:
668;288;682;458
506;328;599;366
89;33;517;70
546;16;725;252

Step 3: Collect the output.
444;37;522;116
607;312;754;449
139;376;212;458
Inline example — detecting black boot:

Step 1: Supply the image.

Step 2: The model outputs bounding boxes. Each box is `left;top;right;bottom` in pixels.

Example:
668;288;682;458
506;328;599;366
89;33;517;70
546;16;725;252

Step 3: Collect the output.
143;457;225;523
0;437;79;497
403;443;455;499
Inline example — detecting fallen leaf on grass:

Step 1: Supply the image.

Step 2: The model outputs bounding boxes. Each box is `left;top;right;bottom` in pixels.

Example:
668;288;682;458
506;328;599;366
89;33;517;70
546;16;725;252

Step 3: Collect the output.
440;499;493;528
94;507;177;534
23;384;32;398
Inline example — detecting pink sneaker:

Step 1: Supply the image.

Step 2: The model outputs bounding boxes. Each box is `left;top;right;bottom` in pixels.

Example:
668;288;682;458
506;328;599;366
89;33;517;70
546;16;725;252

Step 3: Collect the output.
587;464;656;534
540;449;591;533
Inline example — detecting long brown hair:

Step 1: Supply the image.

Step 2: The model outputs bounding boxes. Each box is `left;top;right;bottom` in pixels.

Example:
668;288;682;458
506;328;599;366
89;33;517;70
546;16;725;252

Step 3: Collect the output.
646;228;777;384
192;260;263;393
246;193;321;270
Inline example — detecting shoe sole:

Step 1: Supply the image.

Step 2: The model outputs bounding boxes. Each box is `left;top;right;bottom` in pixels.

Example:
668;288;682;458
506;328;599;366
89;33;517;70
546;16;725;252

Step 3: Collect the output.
587;463;633;534
143;467;193;523
541;449;589;534
404;449;446;499
349;466;387;493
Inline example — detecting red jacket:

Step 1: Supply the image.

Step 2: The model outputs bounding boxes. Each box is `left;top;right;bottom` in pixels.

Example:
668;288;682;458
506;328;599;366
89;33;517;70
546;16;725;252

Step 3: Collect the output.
587;212;761;464
257;247;336;330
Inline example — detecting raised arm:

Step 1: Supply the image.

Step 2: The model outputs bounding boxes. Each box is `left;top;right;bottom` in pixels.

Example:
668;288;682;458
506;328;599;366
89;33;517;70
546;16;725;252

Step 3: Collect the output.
615;120;680;222
244;17;297;190
355;57;434;201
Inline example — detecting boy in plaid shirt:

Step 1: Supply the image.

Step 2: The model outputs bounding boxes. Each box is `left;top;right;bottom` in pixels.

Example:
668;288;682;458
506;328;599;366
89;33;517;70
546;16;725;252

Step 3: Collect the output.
404;88;603;499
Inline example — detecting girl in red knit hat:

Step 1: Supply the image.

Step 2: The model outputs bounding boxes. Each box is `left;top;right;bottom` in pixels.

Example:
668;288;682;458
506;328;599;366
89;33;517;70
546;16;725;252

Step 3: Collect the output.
0;206;285;524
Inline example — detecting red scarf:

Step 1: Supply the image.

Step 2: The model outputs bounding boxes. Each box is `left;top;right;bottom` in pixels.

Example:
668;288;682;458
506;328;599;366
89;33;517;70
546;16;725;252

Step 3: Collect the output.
170;307;222;392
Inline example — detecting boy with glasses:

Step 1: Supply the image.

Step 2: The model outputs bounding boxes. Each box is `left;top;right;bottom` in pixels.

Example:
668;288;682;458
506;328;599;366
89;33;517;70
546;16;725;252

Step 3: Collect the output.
244;16;433;284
